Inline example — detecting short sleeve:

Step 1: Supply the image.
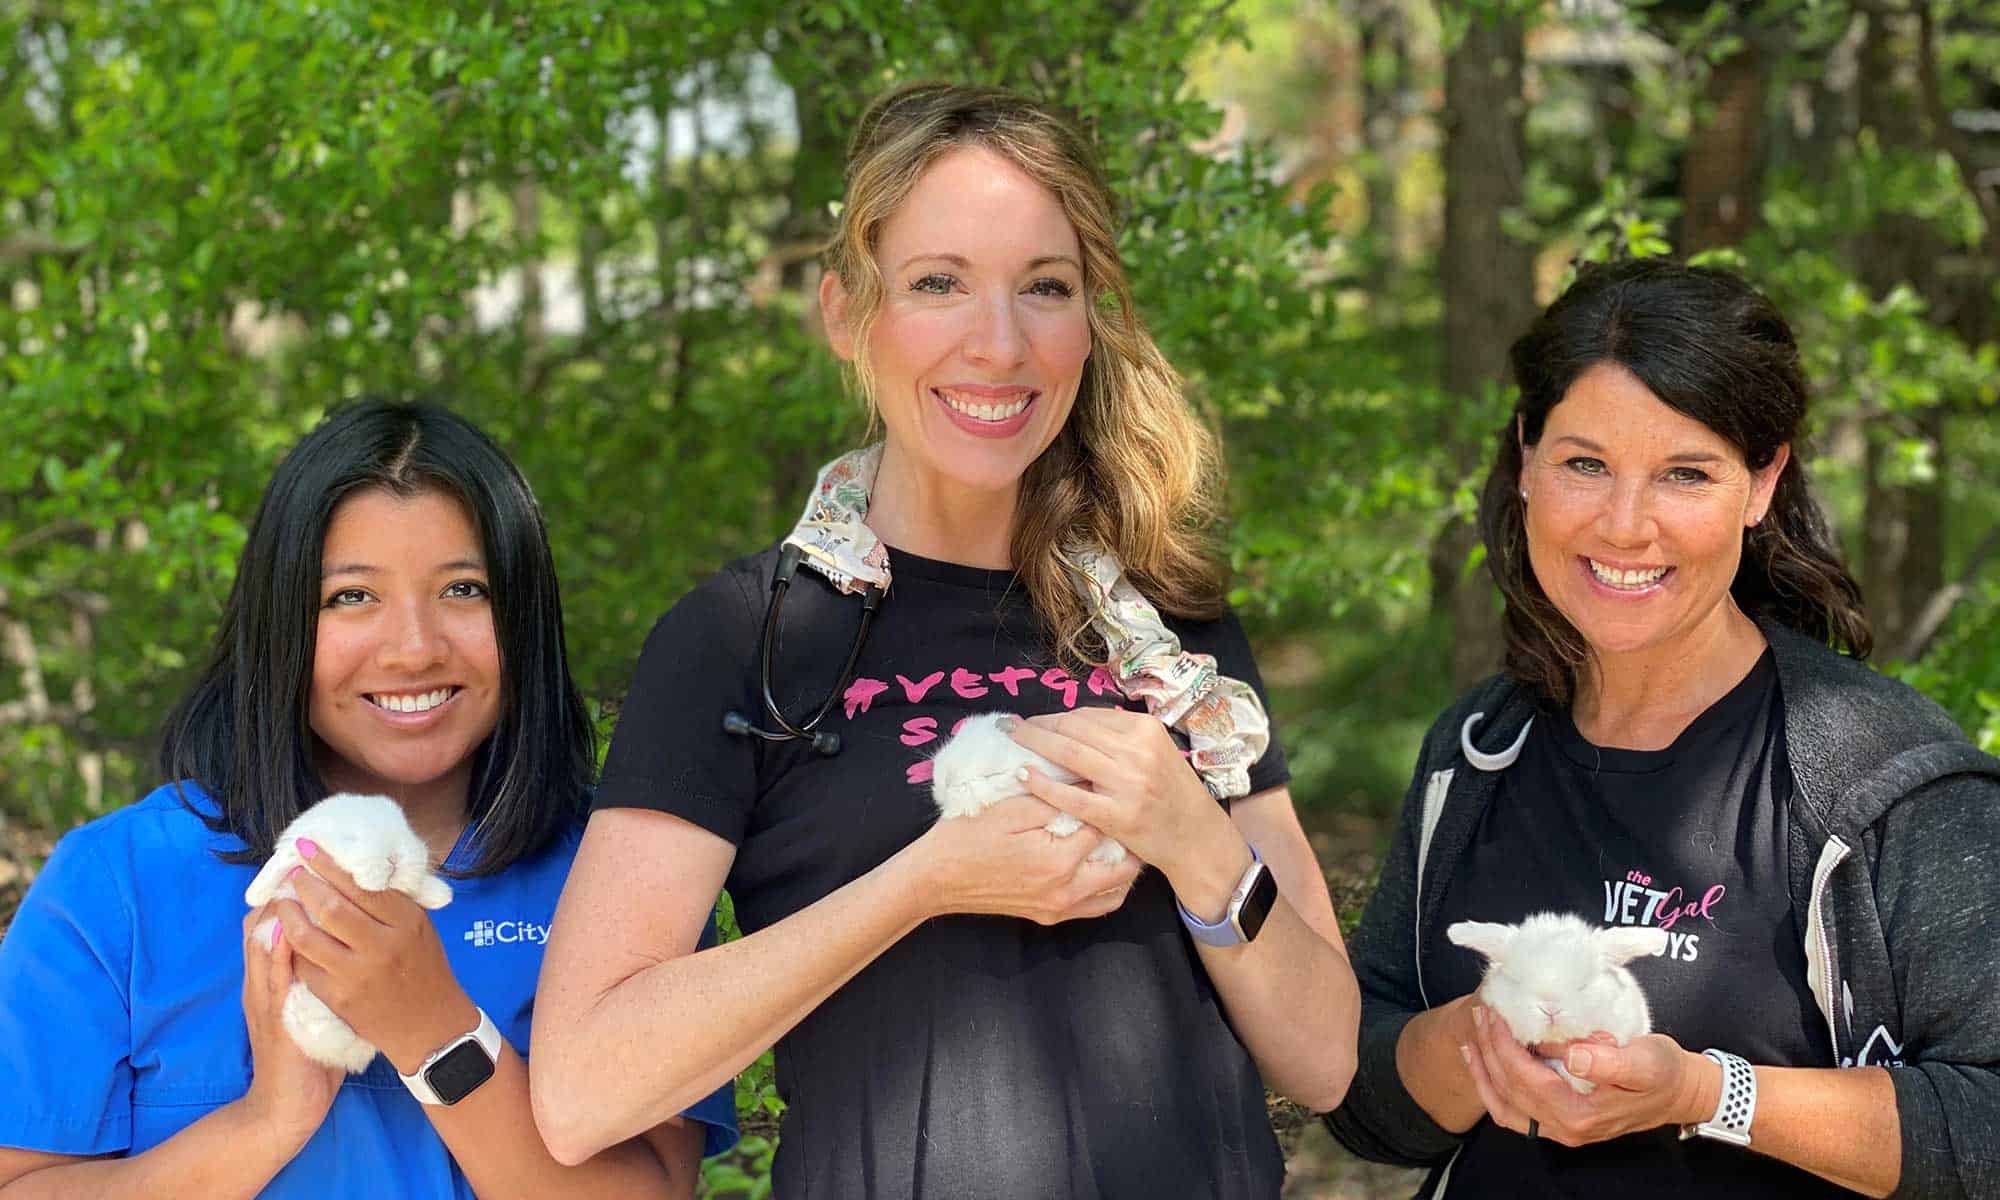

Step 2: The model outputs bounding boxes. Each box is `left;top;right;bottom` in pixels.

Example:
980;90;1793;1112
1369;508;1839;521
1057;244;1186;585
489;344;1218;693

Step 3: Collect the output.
595;569;763;845
1168;605;1292;797
681;1080;741;1159
0;829;137;1155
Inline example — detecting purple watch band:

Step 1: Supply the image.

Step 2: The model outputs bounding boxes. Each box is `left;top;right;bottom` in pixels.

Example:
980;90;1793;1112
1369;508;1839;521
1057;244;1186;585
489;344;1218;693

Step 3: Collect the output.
1176;843;1267;946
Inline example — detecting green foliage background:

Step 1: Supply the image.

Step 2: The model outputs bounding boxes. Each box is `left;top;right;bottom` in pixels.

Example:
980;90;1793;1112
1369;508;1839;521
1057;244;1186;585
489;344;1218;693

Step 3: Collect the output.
4;0;1997;1193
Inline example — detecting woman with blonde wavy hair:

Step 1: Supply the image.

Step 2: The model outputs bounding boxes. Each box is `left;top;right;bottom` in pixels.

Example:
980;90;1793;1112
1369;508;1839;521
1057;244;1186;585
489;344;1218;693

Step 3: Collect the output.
530;82;1359;1197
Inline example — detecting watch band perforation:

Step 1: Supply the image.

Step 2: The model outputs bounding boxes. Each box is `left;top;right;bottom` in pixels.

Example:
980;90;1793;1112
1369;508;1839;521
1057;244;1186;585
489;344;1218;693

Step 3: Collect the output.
1679;1047;1755;1147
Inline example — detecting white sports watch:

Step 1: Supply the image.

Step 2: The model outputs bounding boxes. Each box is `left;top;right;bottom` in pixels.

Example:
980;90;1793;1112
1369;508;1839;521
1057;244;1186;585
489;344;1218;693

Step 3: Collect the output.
1679;1048;1756;1147
399;1007;502;1106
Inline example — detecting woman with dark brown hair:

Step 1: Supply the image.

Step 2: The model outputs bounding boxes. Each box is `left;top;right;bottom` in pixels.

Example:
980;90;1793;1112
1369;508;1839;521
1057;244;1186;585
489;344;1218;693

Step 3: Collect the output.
1328;257;2000;1198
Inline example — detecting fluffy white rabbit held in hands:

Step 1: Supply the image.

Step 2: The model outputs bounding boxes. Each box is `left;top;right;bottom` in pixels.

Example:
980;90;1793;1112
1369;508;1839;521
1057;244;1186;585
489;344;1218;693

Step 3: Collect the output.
1448;911;1667;1094
244;792;454;1071
930;713;1128;865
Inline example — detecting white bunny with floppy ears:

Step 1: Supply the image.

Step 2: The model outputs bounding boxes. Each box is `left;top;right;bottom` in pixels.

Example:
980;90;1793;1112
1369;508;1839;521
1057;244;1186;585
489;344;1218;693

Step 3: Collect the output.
1448;911;1668;1094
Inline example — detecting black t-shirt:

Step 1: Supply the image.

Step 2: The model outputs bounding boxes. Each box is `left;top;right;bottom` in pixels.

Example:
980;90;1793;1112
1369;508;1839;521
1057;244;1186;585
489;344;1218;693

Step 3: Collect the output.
597;544;1292;1199
1427;651;1850;1198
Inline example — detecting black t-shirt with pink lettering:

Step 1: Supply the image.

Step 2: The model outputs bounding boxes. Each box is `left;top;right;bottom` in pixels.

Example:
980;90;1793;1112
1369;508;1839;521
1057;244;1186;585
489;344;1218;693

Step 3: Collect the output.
595;544;1291;1200
1426;650;1847;1199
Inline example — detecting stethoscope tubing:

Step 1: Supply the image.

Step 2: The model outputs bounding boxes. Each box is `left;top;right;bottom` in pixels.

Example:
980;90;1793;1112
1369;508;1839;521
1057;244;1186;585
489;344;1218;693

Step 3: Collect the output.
724;542;883;756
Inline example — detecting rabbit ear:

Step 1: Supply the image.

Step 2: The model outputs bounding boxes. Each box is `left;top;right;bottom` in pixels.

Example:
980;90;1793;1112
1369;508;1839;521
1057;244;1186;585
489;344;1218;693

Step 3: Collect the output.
1595;925;1669;964
244;844;299;906
1446;921;1515;962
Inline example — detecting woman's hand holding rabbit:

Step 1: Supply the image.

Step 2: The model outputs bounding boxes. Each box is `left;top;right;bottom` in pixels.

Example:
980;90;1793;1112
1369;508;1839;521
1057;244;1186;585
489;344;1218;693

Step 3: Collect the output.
268;843;479;1077
238;904;343;1154
1010;709;1232;884
1461;1005;1721;1146
910;791;1143;924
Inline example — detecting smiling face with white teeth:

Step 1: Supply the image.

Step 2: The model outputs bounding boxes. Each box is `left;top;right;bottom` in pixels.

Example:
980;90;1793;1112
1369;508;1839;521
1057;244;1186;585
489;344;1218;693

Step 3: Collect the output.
1522;361;1788;663
822;144;1092;508
309;487;502;808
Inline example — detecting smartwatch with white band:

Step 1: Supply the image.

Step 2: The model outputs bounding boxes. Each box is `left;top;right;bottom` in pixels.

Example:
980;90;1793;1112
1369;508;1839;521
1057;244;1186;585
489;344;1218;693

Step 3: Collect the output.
1679;1048;1756;1147
1176;844;1278;947
399;1007;501;1106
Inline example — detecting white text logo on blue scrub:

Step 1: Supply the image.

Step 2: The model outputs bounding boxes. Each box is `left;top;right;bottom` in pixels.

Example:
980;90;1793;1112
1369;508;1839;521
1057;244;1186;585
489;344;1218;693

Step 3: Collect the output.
463;919;550;948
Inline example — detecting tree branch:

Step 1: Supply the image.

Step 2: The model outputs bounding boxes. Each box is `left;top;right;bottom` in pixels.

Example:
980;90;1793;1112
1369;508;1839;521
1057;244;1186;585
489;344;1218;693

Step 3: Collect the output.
517;296;675;398
1896;521;2000;661
0;613;51;723
1917;1;2000;262
3;519;97;559
0;699;79;727
0;232;87;266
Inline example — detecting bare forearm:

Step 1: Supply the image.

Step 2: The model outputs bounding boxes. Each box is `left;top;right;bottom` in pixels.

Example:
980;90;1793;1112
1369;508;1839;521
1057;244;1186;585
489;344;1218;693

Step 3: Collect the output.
1169;802;1360;1112
534;848;930;1164
1394;996;1485;1133
0;1102;298;1200
421;1044;688;1199
1194;898;1360;1110
1718;1064;1899;1197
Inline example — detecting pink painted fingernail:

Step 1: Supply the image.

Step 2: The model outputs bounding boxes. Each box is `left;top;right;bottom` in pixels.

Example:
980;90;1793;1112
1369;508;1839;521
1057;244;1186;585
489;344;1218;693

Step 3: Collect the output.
297;838;318;859
270;921;283;948
287;865;303;882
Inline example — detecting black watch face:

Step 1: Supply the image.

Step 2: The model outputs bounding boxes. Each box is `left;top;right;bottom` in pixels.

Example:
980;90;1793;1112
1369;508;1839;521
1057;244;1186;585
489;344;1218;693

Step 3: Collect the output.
1238;867;1279;942
425;1039;496;1105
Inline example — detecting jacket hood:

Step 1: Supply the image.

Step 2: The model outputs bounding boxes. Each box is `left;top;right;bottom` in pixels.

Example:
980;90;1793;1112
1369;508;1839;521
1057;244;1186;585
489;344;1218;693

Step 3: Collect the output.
1761;620;2000;844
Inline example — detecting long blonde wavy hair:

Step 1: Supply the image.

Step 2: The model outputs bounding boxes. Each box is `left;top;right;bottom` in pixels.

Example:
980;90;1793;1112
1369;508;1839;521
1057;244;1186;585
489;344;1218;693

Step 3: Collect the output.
820;81;1226;670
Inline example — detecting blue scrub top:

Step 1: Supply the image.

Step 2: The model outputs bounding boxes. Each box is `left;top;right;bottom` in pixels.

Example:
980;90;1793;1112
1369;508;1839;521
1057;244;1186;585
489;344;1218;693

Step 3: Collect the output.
0;783;737;1196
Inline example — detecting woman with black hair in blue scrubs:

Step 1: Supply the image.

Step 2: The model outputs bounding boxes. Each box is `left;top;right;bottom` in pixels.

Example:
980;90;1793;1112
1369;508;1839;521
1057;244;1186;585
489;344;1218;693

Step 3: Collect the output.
0;401;734;1199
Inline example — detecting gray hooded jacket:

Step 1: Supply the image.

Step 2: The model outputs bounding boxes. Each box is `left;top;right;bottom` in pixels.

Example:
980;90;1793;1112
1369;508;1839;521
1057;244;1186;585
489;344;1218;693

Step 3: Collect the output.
1324;621;2000;1198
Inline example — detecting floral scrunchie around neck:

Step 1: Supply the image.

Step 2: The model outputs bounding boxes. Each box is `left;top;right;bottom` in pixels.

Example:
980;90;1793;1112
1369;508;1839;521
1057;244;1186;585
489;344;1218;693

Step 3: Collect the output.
783;444;1272;799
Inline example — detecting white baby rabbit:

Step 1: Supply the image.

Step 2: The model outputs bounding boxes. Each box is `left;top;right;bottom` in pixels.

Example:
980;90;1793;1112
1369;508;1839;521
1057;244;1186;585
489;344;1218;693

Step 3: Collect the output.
1447;911;1668;1094
244;792;454;1072
930;713;1127;865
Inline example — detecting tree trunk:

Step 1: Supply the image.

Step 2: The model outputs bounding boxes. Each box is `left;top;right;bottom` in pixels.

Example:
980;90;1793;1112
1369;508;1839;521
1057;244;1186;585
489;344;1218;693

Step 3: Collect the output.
1436;11;1535;689
1680;32;1772;251
512;180;544;349
767;40;871;521
1853;8;1946;654
1359;0;1410;277
577;218;603;339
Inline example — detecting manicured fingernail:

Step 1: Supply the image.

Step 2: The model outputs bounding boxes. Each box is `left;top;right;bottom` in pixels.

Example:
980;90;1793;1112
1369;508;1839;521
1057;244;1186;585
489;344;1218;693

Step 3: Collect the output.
1472;1007;1485;1029
1014;766;1030;782
270;921;282;948
1567;1047;1592;1076
996;715;1016;731
287;865;303;882
297;838;318;859
1459;1046;1471;1064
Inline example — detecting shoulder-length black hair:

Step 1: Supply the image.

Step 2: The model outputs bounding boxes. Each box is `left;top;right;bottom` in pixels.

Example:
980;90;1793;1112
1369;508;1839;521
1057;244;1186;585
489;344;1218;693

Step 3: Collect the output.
1479;257;1872;703
159;400;594;875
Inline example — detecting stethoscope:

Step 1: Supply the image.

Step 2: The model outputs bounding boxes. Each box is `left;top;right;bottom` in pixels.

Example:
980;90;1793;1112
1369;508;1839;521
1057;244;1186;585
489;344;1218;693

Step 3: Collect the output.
721;542;884;757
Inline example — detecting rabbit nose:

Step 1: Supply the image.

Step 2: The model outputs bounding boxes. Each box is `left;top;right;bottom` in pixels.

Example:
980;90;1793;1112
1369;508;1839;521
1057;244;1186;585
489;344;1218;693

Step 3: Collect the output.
1538;1002;1561;1019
